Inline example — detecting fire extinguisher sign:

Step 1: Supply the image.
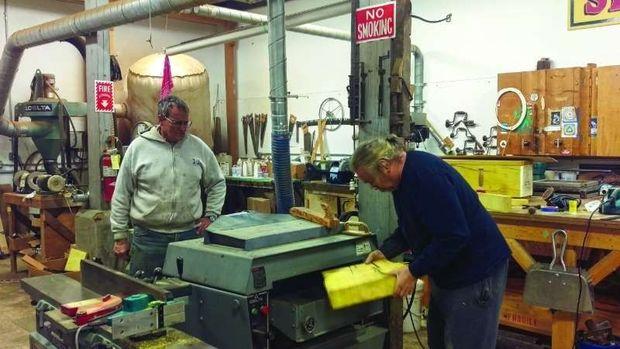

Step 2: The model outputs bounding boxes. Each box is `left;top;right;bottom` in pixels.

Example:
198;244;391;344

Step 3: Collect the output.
355;2;396;44
95;80;114;113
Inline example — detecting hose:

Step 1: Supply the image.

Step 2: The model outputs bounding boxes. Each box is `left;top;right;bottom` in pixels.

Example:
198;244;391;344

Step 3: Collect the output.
496;87;527;131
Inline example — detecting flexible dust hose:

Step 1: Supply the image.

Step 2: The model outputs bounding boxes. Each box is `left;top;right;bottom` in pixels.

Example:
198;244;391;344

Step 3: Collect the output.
272;135;294;213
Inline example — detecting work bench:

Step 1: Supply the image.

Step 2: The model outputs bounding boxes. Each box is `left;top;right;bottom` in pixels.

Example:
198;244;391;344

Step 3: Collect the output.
492;208;620;349
2;192;82;273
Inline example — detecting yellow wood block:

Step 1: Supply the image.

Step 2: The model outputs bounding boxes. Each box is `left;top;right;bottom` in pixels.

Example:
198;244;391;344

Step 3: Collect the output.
511;198;529;206
445;159;533;197
478;192;512;212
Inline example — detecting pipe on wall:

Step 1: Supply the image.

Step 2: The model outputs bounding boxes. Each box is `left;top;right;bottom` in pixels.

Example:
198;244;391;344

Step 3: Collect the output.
189;3;350;41
166;0;350;55
268;0;293;214
412;45;424;113
0;0;208;138
62;36;87;59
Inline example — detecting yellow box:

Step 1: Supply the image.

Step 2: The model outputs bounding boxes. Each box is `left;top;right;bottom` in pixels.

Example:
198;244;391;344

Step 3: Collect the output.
322;260;405;310
444;159;533;197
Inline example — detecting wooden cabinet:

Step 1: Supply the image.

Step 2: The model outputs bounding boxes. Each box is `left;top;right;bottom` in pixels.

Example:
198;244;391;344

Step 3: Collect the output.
496;64;620;157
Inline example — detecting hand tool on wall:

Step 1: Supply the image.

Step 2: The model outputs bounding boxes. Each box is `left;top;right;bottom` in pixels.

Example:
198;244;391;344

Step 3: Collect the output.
289;203;339;229
302;123;311;152
311;119;327;162
259;113;267;147
253;114;261;156
377;53;390;117
242;115;250;155
248;114;258;158
288;114;297;139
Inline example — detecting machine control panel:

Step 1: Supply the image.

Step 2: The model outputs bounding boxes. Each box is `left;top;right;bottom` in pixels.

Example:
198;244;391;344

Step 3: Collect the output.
248;292;270;348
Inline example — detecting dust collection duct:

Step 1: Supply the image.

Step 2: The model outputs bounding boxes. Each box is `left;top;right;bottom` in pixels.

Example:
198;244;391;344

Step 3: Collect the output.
126;53;213;146
0;0;208;173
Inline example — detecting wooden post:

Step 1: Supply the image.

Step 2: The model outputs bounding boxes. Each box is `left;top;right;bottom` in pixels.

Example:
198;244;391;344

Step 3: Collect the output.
356;1;411;347
85;0;112;210
225;39;239;162
552;248;577;349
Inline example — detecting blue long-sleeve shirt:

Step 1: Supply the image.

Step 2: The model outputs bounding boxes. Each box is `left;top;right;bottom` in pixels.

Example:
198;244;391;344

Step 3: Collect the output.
379;151;510;289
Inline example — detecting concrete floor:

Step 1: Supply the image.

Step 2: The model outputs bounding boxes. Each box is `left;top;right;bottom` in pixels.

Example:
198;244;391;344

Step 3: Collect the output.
0;238;34;349
0;235;427;349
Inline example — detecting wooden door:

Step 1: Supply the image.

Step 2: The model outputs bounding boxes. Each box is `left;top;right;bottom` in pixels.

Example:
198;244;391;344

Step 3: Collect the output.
593;65;620;156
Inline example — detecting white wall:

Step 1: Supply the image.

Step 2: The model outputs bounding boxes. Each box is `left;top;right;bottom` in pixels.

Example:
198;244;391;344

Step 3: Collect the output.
210;0;620;157
231;0;352;157
3;0;620;182
0;0;224;183
412;0;620;151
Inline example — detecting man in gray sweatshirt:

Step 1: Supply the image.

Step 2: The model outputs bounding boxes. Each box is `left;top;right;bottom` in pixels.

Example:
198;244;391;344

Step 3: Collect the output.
111;95;226;277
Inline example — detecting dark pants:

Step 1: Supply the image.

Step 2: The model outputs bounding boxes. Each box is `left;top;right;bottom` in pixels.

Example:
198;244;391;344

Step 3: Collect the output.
427;258;509;349
129;225;197;277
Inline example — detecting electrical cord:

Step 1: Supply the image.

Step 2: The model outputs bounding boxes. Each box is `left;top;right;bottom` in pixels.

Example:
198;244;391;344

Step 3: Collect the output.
403;280;426;349
74;318;107;349
411;13;451;23
573;197;614;348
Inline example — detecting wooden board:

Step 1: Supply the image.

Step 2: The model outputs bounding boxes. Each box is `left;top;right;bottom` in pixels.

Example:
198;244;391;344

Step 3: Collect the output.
497;72;524;156
444;159;532;197
544;67;580;156
497;66;595;157
594;65;620;156
247;197;272;214
478;193;512;212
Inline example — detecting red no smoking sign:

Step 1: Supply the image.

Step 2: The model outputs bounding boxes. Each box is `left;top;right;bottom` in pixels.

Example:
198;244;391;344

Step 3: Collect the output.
95;80;114;113
355;2;396;44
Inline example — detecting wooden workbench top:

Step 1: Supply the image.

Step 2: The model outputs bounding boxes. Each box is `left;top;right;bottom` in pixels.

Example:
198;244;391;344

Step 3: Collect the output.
2;192;82;209
492;211;620;232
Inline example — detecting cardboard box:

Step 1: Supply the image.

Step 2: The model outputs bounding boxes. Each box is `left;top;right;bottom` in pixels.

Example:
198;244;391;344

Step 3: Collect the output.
444;159;533;197
247;197;272;213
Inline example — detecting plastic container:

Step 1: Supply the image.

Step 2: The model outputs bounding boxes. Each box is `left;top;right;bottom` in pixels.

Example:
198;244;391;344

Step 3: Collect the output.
403;279;425;333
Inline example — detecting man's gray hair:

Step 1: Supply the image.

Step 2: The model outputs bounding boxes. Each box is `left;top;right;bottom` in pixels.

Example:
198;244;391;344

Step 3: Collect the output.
157;95;189;118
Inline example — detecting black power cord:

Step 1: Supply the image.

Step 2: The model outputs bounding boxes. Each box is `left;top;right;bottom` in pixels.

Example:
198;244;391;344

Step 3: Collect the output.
403;280;427;349
411;13;452;23
572;197;614;348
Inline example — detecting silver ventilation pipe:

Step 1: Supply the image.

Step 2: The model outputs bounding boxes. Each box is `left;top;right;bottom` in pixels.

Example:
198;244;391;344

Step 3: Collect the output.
188;3;350;41
0;0;208;137
268;0;293;214
166;0;350;55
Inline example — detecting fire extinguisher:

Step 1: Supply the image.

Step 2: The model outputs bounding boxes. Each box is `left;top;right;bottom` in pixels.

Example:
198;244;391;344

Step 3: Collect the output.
101;151;118;202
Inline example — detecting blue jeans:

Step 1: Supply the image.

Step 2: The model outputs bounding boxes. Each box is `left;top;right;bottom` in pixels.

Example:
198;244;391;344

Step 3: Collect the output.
129;225;197;277
427;258;508;349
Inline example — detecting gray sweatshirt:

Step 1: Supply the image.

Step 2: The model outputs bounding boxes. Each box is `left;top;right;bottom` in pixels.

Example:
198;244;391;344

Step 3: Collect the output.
111;126;226;240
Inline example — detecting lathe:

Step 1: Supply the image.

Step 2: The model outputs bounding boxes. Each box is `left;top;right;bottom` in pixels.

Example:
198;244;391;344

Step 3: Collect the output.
22;212;389;348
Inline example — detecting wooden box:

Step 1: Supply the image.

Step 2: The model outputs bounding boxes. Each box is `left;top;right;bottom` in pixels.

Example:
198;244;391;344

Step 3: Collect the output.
444;159;533;197
247;197;272;214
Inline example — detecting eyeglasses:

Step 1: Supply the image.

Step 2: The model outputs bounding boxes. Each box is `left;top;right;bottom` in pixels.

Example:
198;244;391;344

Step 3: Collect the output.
165;117;192;128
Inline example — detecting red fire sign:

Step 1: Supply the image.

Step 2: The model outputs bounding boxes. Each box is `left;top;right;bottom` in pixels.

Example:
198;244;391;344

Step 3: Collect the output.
95;80;114;113
355;2;396;44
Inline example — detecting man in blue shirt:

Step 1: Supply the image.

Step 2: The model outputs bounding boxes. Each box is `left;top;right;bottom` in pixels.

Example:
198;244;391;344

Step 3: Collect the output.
351;135;511;349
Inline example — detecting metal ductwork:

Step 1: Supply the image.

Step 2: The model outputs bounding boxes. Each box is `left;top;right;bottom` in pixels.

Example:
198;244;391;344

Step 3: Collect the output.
268;0;293;214
412;45;424;114
166;0;350;55
0;0;208;138
188;3;350;41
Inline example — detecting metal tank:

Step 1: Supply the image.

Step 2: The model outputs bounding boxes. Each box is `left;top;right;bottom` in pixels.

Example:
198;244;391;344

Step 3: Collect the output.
125;53;213;146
